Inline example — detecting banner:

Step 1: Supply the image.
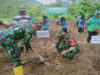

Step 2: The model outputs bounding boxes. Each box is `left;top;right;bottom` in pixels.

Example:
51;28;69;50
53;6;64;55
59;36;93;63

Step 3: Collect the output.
45;7;67;13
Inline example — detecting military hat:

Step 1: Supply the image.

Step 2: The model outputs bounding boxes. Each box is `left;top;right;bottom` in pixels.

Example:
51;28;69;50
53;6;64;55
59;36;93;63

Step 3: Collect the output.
56;30;66;36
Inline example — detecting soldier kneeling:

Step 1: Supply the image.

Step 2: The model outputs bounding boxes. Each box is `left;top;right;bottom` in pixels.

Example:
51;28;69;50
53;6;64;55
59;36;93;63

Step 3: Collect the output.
43;30;80;59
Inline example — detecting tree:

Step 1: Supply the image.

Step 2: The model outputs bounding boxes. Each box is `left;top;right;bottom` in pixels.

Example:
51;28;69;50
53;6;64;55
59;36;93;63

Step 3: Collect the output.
69;0;99;17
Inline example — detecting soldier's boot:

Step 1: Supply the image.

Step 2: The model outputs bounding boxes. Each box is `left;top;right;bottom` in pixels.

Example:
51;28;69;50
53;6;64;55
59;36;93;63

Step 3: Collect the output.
13;65;24;75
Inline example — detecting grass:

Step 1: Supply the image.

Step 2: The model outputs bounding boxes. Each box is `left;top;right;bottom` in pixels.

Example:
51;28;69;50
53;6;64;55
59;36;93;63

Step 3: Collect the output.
0;18;12;21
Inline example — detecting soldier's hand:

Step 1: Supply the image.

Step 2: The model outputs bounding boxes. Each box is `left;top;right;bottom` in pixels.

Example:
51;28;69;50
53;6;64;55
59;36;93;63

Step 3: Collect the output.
61;51;67;55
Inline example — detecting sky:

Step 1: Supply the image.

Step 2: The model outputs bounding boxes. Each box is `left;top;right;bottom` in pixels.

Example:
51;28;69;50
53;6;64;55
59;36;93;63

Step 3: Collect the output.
37;0;56;5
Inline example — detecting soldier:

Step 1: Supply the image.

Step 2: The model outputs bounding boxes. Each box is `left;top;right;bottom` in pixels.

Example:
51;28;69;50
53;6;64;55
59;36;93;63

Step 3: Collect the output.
0;22;38;75
44;30;80;59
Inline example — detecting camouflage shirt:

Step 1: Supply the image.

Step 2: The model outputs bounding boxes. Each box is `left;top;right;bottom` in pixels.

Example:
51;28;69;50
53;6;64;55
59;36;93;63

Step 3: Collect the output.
55;35;79;52
0;23;33;51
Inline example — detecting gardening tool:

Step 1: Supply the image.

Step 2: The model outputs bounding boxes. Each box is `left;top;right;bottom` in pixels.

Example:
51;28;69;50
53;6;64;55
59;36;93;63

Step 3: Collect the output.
33;50;50;65
33;50;45;63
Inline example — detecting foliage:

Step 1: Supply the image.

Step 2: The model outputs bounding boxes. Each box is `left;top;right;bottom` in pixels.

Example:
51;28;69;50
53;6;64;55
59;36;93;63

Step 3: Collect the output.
0;0;100;21
0;0;43;19
69;0;100;18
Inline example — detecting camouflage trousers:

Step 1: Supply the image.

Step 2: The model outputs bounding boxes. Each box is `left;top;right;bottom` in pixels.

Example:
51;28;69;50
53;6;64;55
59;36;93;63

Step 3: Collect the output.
1;43;22;67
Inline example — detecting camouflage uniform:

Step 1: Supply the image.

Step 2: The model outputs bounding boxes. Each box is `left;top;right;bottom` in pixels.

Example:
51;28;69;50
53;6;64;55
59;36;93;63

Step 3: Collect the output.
55;35;80;58
0;24;33;67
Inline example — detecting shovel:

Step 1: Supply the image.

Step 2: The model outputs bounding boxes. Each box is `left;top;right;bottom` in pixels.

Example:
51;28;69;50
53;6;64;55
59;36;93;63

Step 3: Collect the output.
33;50;45;63
33;50;50;65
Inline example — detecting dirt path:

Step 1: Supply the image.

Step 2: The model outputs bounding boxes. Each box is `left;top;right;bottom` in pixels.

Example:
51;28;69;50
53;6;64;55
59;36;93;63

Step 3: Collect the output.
0;20;100;75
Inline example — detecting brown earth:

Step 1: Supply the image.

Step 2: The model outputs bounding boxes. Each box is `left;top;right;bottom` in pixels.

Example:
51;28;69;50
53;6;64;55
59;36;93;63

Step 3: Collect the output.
0;20;100;75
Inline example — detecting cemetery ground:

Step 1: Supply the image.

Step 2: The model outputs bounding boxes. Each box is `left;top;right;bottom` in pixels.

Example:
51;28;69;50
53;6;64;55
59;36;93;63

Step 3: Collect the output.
0;20;100;75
